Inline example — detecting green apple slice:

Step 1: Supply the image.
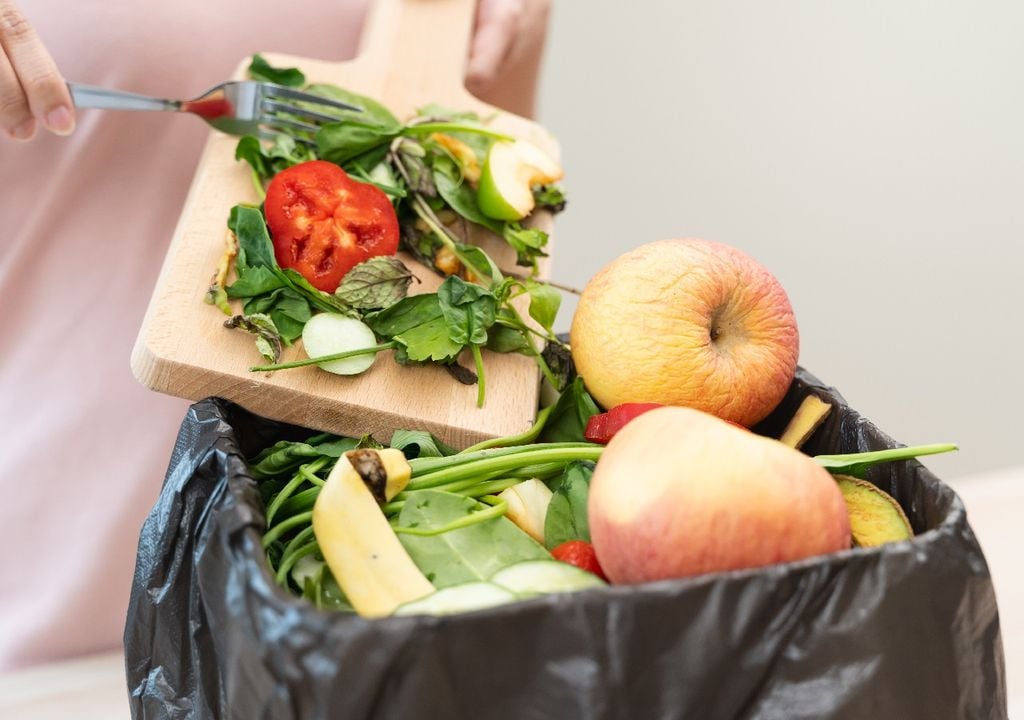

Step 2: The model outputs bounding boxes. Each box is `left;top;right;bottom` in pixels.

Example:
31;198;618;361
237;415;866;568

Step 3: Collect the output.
477;140;563;221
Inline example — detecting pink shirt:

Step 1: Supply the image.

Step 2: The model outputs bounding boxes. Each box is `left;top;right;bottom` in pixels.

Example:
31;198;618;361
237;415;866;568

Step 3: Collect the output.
0;0;371;671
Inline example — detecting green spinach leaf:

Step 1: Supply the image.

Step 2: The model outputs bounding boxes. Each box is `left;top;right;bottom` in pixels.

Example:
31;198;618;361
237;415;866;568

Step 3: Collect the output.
365;293;463;362
389;430;456;459
248;435;352;479
543;461;595;549
487;323;530;354
226;265;284;298
304;83;400;129
396;490;550;588
525;279;560;334
229;204;277;271
538;377;601;443
248;54;305;87
437;276;497;346
242;288;311;343
365;293;444;336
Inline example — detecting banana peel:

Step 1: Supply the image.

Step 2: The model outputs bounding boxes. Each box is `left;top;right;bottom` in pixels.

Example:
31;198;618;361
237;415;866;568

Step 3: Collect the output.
312;448;434;617
835;474;913;547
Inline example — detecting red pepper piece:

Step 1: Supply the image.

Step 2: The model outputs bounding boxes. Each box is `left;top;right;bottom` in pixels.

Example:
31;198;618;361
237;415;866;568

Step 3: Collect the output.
583;403;664;444
551;540;608;582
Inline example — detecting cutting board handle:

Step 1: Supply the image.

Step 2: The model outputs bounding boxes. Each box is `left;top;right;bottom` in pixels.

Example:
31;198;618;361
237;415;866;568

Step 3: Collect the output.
358;0;477;86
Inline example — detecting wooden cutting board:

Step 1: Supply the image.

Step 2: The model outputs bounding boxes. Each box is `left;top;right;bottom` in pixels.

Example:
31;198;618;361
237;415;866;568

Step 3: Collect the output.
131;0;560;448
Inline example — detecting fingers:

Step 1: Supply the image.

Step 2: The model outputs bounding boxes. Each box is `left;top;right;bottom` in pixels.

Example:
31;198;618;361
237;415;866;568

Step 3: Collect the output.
467;0;525;92
0;0;74;140
0;46;32;139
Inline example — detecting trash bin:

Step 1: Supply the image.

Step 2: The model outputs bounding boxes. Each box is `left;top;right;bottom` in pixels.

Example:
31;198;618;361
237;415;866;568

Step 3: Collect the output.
124;368;1007;719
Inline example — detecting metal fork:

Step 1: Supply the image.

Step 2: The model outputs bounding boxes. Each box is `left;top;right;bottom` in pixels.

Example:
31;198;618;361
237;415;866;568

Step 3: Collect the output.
67;80;362;143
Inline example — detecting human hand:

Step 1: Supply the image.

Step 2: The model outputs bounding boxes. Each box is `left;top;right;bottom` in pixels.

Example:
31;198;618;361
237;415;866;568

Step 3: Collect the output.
467;0;551;105
1;0;74;141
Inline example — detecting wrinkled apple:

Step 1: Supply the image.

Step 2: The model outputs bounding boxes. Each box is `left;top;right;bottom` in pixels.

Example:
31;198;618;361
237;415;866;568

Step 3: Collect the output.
571;239;799;428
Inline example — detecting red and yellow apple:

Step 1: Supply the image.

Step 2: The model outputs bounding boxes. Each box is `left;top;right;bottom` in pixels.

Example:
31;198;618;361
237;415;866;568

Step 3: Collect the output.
570;239;799;428
588;406;850;584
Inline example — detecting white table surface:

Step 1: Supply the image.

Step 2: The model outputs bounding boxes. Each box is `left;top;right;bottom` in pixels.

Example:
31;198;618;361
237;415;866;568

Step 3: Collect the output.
2;467;1020;719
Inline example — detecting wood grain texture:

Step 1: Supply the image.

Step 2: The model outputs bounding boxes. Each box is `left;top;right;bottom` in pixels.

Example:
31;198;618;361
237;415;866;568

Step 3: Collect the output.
131;0;560;448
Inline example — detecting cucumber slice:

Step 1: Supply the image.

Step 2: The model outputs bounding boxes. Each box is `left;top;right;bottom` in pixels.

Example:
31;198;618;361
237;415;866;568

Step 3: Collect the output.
301;313;378;375
392;582;517;616
491;560;605;598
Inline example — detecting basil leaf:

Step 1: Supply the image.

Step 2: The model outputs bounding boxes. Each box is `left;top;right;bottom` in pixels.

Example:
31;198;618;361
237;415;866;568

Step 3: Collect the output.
525;280;560;334
544;461;595;549
397;490;550;588
389;430;456;459
315;122;399;167
539;377;601;443
437;276;497;346
248;54;305;87
334;256;415;310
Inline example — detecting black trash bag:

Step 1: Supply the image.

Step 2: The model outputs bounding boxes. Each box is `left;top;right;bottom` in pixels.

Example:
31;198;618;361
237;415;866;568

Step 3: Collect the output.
125;369;1007;720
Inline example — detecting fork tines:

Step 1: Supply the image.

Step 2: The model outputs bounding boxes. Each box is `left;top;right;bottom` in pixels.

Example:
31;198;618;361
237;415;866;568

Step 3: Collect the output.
260;84;362;139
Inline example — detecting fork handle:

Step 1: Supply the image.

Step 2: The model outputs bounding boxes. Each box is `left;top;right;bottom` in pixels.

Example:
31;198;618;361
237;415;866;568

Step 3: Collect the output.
68;82;181;112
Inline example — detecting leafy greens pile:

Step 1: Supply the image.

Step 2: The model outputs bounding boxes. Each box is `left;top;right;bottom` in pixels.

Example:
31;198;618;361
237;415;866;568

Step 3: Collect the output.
207;56;570;405
257;382;604;611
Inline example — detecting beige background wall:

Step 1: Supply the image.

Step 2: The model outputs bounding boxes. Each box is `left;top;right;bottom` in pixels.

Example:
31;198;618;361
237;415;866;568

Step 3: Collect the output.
537;0;1023;480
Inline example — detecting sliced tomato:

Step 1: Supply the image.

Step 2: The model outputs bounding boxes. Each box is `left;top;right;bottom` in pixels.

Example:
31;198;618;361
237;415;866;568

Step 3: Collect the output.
551;540;608;582
264;160;399;292
584;403;664;444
